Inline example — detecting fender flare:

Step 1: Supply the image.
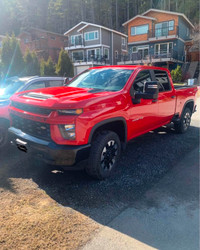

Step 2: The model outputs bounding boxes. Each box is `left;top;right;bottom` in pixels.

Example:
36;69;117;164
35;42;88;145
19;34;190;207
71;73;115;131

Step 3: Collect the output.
88;117;127;144
180;99;194;117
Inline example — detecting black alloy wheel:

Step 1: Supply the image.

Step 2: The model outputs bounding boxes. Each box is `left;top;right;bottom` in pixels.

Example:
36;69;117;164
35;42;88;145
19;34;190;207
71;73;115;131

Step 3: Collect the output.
174;107;192;133
86;130;121;180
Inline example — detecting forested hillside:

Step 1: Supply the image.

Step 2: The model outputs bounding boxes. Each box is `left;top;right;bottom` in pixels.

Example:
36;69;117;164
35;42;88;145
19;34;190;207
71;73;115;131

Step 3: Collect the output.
0;0;199;36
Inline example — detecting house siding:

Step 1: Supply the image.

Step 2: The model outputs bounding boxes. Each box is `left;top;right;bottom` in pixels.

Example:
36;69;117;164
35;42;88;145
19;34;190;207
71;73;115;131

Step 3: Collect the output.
101;29;111;46
144;11;179;39
69;24;86;36
83;26;101;46
113;33;123;65
19;29;67;62
128;17;153;43
144;11;179;28
178;16;191;40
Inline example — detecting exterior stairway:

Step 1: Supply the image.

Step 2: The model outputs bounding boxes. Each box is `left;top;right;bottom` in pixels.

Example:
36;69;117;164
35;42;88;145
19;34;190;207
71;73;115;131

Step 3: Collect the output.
188;61;198;78
194;62;200;83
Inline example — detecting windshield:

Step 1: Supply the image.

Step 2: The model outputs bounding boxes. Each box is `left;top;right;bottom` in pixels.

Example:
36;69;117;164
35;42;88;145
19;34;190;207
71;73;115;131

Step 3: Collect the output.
68;68;134;92
0;80;25;99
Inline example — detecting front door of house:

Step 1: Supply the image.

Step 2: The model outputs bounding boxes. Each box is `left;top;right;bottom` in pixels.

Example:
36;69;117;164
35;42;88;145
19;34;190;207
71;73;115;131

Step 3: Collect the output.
137;48;149;60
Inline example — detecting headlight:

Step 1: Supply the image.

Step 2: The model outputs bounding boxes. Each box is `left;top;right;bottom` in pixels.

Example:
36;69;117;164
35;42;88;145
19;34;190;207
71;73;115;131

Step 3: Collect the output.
59;124;76;140
58;109;83;115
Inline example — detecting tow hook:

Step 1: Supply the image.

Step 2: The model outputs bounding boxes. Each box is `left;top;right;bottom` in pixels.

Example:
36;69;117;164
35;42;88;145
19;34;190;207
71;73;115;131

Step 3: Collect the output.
15;139;28;153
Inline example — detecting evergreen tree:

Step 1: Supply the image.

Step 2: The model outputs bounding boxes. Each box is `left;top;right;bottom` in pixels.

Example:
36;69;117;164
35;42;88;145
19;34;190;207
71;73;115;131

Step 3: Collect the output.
32;52;40;76
40;59;46;76
56;49;74;77
24;50;40;76
40;57;56;76
1;34;24;78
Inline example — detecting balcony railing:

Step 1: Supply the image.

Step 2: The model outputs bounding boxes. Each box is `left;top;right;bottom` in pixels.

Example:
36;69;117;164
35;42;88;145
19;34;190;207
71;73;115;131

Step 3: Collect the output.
71;54;110;64
148;26;179;39
117;49;184;63
121;44;127;51
68;38;85;47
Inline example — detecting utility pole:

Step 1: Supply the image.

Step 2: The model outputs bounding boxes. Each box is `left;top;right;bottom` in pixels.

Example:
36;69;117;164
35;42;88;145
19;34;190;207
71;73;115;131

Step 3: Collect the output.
116;0;118;30
127;0;129;21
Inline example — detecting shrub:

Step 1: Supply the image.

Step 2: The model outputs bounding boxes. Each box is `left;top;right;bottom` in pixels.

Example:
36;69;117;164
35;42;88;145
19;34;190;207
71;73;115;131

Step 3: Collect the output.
171;65;182;83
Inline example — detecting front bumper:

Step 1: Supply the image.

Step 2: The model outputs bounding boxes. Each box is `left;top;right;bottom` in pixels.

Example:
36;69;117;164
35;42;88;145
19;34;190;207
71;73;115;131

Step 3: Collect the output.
8;127;91;166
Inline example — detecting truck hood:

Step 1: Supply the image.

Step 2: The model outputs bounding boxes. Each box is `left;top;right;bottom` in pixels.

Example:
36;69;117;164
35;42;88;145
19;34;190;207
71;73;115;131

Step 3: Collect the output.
11;86;120;109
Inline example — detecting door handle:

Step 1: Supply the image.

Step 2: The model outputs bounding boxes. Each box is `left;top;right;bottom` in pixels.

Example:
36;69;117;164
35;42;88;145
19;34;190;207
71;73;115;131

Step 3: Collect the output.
171;95;175;99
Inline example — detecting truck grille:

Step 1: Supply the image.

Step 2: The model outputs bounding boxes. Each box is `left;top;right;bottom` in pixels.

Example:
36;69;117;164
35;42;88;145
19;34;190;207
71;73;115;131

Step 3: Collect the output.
11;101;52;116
11;114;51;140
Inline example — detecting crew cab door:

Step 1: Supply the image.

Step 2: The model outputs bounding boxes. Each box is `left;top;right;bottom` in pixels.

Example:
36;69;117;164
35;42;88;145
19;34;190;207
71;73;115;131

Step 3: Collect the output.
128;70;159;139
152;70;176;124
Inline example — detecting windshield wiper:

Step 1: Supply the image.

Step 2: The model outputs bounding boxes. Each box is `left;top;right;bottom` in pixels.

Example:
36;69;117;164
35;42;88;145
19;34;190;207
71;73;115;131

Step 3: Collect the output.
88;88;105;93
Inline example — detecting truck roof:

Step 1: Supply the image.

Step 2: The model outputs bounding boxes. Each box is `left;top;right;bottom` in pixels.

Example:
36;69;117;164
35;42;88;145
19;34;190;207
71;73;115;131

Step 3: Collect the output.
89;65;170;72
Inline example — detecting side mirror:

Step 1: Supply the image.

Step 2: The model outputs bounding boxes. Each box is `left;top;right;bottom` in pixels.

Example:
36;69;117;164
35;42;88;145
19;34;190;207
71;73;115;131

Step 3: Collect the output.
64;77;72;86
135;81;159;100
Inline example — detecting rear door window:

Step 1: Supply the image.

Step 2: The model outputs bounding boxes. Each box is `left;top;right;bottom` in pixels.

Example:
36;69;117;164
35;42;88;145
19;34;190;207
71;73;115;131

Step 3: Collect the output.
46;80;63;87
154;70;171;92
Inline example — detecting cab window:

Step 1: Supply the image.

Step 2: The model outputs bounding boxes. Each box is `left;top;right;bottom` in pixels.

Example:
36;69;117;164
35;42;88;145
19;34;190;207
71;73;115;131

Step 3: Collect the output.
133;70;152;93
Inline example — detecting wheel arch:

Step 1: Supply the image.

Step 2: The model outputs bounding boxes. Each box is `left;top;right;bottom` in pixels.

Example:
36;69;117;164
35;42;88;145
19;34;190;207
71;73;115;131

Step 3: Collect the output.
181;100;194;116
88;117;127;148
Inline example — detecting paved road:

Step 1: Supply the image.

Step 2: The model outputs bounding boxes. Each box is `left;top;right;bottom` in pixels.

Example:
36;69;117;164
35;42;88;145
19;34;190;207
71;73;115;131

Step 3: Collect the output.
0;99;199;249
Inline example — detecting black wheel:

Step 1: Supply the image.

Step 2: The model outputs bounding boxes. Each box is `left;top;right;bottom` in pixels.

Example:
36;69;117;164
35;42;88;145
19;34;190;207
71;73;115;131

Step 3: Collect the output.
86;130;121;180
174;107;192;134
0;123;8;148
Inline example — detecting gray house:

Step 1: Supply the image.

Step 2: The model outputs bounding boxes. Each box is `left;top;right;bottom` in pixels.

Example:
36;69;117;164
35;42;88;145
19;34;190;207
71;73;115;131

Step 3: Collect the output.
64;22;127;75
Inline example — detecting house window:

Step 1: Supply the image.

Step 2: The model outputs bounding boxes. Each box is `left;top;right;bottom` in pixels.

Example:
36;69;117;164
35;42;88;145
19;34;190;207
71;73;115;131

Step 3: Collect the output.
72;50;84;61
155;42;173;55
132;46;137;53
122;37;126;45
87;48;100;60
104;48;109;59
131;25;149;36
137;47;149;59
84;31;98;41
169;20;174;31
155;20;174;36
71;35;82;46
115;51;118;59
24;38;29;44
187;28;189;36
50;36;56;40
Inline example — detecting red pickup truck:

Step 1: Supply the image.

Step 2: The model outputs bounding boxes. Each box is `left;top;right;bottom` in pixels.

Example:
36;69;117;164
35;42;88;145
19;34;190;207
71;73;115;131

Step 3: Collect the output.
8;66;197;179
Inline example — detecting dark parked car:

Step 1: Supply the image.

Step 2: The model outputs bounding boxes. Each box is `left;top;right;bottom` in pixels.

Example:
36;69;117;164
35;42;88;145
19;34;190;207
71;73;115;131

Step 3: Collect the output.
0;76;66;148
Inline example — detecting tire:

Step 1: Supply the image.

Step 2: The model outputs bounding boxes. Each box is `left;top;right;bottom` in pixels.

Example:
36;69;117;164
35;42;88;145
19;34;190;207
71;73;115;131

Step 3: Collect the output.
86;130;121;180
174;107;192;134
0;123;8;148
